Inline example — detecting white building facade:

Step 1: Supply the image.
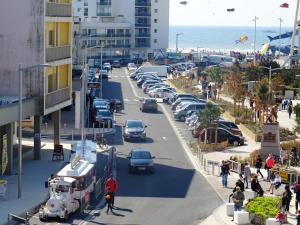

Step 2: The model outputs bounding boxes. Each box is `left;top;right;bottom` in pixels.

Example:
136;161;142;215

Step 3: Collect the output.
73;0;169;63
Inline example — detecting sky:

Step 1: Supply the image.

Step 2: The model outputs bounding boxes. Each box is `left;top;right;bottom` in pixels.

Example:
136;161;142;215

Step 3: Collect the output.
169;0;296;27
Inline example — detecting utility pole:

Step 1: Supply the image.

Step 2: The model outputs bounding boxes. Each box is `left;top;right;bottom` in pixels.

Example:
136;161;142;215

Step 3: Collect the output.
253;16;259;65
175;33;183;54
278;18;283;56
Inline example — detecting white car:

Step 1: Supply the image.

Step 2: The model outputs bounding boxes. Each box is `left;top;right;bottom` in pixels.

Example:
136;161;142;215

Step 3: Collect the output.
103;63;111;71
148;88;176;98
127;63;137;73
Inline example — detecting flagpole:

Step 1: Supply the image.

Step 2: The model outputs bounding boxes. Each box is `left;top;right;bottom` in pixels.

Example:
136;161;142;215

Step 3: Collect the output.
278;18;283;56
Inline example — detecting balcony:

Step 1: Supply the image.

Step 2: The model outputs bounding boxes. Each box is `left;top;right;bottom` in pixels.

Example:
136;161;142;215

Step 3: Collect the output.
81;34;131;38
46;2;72;17
135;43;150;48
97;13;112;17
46;46;71;62
135;23;151;27
135;33;151;37
46;87;70;109
135;0;151;6
135;12;151;16
97;0;112;5
105;44;131;48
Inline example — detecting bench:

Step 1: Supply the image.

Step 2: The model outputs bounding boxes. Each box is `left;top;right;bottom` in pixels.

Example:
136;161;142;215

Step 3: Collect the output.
52;144;64;161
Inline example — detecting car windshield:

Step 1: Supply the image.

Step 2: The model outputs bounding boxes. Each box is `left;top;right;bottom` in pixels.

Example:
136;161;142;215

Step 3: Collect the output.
55;185;69;193
97;111;112;117
131;151;151;159
127;121;143;128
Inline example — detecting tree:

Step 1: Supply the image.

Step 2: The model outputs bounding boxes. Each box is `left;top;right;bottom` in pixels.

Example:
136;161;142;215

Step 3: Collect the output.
255;79;270;126
197;102;221;128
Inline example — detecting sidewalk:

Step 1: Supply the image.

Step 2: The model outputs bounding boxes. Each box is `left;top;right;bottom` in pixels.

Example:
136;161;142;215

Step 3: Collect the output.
0;140;71;225
198;161;298;225
219;95;297;131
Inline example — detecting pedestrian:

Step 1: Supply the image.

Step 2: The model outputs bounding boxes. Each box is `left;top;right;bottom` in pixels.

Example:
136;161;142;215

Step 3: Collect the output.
279;191;289;213
232;186;245;211
285;185;293;213
269;172;282;194
105;176;118;208
251;175;264;196
266;154;275;181
282;99;285;110
229;174;245;202
284;98;288;110
220;160;230;188
243;162;251;189
105;193;113;214
255;155;264;179
110;66;113;74
288;104;293;119
292;181;300;212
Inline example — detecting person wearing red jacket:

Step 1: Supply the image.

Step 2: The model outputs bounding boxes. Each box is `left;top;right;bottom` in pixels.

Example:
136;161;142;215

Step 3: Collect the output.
266;154;275;181
105;176;118;207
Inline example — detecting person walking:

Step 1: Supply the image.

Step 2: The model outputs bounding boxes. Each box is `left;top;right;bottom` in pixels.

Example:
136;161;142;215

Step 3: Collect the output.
255;155;264;179
251;175;264;196
266;154;275;181
220;160;230;188
105;176;118;208
292;181;300;212
232;186;245;211
288;104;293;119
243;162;251;189
105;193;113;214
285;185;293;213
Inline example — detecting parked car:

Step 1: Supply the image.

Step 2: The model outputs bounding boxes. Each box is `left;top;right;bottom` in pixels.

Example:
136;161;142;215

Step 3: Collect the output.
185;112;198;125
144;83;169;94
127;63;137;71
171;97;205;110
112;60;121;68
174;103;206;121
141;80;162;90
199;127;244;146
134;72;158;81
140;98;158;112
95;110;113;128
127;148;155;174
169;93;198;104
148;88;176;99
137;76;161;87
100;69;108;79
123;119;147;141
103;63;111;71
174;99;202;111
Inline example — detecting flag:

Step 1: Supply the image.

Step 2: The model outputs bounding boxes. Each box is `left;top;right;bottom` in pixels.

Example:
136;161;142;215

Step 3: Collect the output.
227;8;235;12
180;1;187;5
280;3;289;8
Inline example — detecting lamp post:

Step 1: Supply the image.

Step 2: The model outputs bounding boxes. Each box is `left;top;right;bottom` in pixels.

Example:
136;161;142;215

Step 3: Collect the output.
18;63;51;199
175;33;183;54
253;17;259;65
259;66;282;122
278;18;283;56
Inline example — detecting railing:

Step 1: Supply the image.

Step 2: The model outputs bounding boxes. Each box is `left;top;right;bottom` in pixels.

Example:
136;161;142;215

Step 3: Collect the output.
135;12;151;16
80;34;131;38
46;45;71;62
45;87;70;108
135;33;151;37
135;44;150;48
97;13;112;16
135;23;151;27
46;2;72;17
135;1;151;6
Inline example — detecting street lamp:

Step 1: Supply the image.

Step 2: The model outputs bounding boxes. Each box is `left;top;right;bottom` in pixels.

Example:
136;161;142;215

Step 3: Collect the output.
259;66;282;121
18;63;51;199
253;16;259;65
175;33;183;54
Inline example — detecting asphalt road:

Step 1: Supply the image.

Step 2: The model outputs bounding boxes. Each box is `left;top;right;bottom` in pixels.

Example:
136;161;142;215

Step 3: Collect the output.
29;68;222;225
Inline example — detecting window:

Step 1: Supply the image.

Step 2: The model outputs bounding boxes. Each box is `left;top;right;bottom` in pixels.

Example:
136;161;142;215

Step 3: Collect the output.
48;30;54;46
78;0;82;2
48;73;57;93
154;39;157;43
84;8;88;16
77;8;81;12
84;0;88;6
154;29;157;33
154;19;158;23
154;9;158;13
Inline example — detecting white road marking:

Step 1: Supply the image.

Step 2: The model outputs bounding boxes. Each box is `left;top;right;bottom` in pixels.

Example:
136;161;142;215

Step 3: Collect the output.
124;98;129;102
162;136;167;140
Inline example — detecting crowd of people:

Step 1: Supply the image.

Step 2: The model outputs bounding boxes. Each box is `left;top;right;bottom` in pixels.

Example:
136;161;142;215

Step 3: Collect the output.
222;153;300;224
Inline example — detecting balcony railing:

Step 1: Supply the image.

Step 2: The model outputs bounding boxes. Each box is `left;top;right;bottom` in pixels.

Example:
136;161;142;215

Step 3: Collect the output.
46;87;70;109
135;12;151;16
97;13;112;17
135;0;151;6
135;43;151;48
46;2;72;17
80;34;131;38
135;23;151;27
135;33;151;37
46;45;71;62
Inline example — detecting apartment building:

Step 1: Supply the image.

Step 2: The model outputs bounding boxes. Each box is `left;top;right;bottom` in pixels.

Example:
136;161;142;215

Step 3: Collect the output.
0;0;72;175
73;0;169;63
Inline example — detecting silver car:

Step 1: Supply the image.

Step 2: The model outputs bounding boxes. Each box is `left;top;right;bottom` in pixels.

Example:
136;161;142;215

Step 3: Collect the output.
123;119;147;141
127;148;155;173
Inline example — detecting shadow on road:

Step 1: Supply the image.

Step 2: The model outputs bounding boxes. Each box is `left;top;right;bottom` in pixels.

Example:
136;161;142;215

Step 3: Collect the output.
102;80;125;110
115;155;195;198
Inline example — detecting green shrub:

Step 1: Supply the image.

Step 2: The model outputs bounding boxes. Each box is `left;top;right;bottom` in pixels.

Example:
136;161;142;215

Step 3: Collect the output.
246;197;280;218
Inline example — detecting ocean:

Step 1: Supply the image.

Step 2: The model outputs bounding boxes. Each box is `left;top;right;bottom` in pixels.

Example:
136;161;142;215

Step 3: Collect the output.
168;26;293;53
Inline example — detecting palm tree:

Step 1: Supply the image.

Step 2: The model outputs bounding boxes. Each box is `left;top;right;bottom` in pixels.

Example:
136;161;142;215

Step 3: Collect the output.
255;79;270;126
208;66;223;99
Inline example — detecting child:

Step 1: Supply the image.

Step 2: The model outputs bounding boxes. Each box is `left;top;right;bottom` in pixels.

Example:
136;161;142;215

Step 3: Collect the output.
105;193;113;214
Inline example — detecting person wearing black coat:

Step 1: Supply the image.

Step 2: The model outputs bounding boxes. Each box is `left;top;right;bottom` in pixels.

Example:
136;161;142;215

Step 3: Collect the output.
251;175;264;196
285;185;293;212
255;155;264;178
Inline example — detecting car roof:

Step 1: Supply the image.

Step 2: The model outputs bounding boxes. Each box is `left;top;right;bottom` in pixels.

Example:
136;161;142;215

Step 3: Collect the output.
131;148;150;153
126;119;143;123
